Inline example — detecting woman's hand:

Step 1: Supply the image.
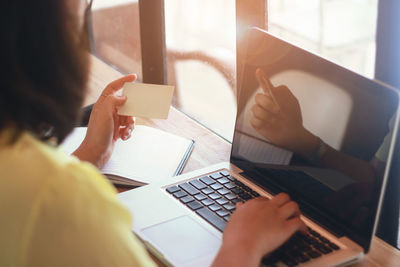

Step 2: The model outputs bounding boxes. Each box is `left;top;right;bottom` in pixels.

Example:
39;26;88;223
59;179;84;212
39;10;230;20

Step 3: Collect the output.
250;68;319;156
212;193;307;267
73;74;136;168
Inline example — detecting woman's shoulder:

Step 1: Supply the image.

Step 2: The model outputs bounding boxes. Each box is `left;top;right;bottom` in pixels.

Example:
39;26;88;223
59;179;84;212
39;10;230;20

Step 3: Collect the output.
2;131;109;185
1;130;156;266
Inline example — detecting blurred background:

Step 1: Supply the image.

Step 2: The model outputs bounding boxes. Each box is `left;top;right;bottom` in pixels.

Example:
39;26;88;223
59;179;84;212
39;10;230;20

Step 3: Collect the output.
90;0;378;141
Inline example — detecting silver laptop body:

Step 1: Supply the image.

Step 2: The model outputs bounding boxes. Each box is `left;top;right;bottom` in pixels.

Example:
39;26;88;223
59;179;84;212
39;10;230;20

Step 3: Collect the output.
119;28;400;267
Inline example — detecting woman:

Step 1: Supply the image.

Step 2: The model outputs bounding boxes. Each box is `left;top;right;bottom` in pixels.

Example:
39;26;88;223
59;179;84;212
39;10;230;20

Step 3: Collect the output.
0;1;305;266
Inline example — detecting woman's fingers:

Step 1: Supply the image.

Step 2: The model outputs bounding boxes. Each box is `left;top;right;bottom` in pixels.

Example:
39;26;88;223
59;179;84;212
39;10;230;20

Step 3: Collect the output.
119;115;134;128
256;68;274;95
250;116;263;129
251;105;276;125
279;201;301;219
102;74;137;96
256;68;281;111
119;115;134;139
120;121;135;140
125;116;135;126
102;94;127;110
270;193;291;207
285;216;308;235
112;95;128;107
119;126;133;140
255;93;279;114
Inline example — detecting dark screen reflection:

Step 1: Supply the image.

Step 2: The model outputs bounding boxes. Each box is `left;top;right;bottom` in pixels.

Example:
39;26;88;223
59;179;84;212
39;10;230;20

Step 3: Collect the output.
232;28;399;250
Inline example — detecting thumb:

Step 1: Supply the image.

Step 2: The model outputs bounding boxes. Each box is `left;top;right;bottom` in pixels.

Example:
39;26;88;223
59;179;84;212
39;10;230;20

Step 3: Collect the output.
111;95;127;107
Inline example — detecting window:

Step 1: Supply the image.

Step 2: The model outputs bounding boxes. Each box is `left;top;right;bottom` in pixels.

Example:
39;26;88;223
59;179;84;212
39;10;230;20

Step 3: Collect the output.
91;0;143;80
268;0;378;78
164;0;237;141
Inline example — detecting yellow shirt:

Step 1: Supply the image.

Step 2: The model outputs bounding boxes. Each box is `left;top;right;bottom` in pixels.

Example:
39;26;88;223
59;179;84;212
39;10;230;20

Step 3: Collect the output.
0;130;156;267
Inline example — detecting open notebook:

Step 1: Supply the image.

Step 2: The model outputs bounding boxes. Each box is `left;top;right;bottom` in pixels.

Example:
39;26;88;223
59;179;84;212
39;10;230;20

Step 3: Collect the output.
61;125;194;186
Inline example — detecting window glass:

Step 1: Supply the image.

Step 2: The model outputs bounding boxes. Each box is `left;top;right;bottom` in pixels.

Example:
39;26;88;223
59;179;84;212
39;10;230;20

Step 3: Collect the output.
268;0;378;78
91;0;143;80
164;0;237;141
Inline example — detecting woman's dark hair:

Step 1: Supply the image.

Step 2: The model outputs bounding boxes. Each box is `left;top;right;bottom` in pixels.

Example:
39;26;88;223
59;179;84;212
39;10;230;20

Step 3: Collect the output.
0;0;91;143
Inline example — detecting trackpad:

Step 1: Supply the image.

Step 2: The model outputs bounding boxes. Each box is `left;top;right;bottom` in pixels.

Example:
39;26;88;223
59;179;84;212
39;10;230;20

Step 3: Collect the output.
141;216;221;264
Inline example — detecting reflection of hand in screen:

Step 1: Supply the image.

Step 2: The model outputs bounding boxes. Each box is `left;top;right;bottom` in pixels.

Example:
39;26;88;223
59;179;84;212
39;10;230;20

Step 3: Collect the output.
250;68;306;153
250;69;386;185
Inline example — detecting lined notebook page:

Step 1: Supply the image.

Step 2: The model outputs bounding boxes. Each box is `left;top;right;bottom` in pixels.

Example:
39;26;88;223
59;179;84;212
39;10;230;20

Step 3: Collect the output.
236;132;292;165
61;126;193;184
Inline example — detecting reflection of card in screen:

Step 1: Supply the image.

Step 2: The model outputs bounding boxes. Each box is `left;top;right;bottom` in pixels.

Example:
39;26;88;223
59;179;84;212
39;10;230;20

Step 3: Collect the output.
118;83;175;119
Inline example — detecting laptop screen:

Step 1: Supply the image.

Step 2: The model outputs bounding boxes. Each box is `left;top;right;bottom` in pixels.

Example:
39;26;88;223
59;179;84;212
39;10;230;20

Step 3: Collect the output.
231;27;400;252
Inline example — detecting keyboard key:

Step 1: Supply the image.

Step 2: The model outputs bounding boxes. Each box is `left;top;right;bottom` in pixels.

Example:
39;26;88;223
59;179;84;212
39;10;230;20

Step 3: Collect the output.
223;215;230;221
224;182;236;189
187;200;203;210
189;179;207;190
297;255;310;263
217;188;230;195
166;185;180;194
201;187;214;195
315;245;333;254
239;192;252;200
199;176;215;185
218;177;230;184
327;242;340;250
179;182;200;195
202;199;214;206
301;243;313;253
209;172;223;179
194;193;207;201
220;170;229;176
223;203;236;211
234;180;245;187
307;250;322;259
309;229;321;237
232;188;244;194
318;236;330;244
250;190;260;197
209;193;222;200
173;190;187;198
196;207;227;232
281;257;297;267
225;193;237;200
216;198;229;205
209;204;222;212
211;183;223;190
242;185;252;192
216;209;230;217
227;175;235;181
262;255;279;266
232;198;244;204
180;195;195;204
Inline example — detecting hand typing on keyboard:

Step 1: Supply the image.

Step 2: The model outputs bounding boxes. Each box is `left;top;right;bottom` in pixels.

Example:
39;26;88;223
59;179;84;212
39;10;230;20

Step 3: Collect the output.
212;193;307;267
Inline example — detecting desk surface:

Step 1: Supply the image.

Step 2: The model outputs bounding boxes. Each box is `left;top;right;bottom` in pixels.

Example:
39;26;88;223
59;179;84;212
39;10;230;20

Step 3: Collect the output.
88;54;400;267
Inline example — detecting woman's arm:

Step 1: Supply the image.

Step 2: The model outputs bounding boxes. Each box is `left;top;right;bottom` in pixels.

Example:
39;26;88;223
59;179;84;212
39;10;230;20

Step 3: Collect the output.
72;74;136;168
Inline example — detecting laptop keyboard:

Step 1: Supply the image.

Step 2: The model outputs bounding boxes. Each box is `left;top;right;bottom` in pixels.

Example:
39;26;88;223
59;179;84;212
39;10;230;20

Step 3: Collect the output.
166;170;260;232
166;170;340;266
262;229;340;266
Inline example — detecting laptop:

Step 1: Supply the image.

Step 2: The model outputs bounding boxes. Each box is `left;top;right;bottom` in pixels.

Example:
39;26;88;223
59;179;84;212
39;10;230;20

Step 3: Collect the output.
119;27;400;267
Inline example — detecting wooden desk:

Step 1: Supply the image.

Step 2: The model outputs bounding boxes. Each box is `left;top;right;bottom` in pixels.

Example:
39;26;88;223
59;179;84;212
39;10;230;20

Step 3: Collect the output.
87;54;400;267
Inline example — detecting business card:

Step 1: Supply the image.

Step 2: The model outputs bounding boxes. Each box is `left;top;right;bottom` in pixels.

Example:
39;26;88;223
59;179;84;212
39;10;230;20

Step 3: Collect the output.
118;83;175;119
